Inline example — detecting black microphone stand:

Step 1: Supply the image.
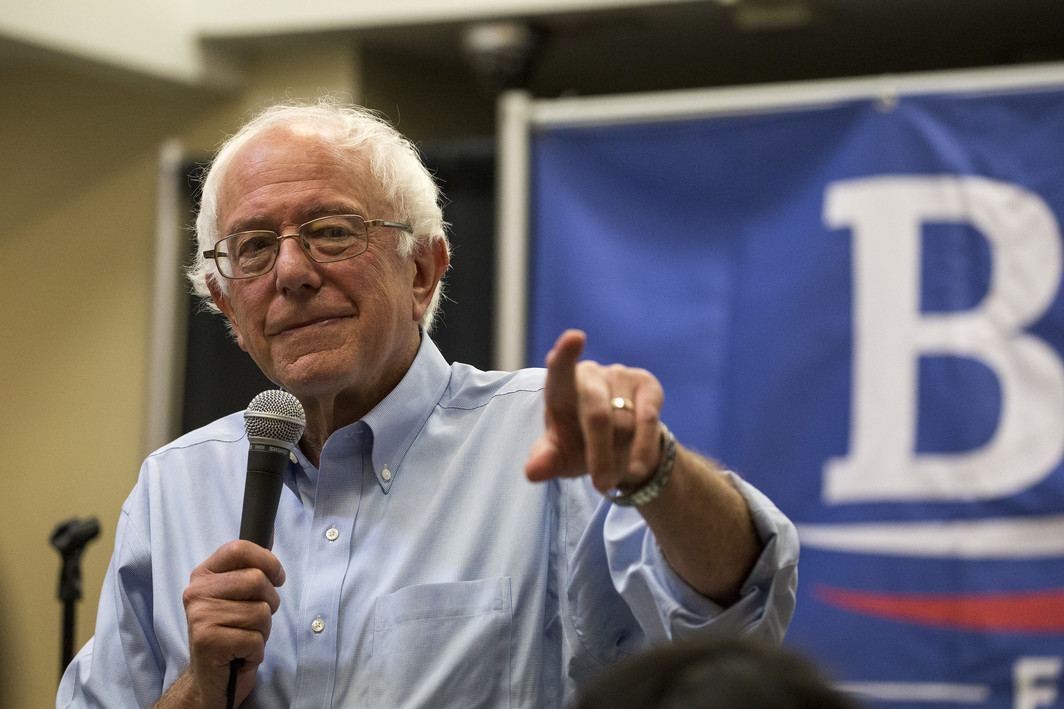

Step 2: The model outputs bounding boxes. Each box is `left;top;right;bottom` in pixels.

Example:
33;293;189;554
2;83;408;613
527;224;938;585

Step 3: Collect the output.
50;517;100;682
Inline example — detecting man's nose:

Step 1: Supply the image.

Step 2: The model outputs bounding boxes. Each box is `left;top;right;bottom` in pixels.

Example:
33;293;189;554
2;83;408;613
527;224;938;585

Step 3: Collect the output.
273;233;321;289
275;233;312;264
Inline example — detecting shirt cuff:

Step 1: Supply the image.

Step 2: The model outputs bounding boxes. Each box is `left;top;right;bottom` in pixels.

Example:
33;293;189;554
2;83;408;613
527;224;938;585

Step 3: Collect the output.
605;472;799;645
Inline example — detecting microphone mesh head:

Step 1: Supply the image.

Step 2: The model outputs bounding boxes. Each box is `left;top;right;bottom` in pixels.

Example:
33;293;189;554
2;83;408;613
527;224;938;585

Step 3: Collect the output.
244;390;306;445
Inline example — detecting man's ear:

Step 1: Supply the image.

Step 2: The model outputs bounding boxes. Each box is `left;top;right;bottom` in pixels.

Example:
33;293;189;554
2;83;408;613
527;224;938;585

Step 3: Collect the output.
411;237;451;323
206;276;248;351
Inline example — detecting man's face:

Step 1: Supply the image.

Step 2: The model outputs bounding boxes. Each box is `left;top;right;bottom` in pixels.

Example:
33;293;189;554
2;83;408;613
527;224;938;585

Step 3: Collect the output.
209;125;441;408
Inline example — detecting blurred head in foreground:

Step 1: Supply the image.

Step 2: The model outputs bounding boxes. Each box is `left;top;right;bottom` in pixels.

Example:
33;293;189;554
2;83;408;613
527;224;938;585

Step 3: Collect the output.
573;636;858;709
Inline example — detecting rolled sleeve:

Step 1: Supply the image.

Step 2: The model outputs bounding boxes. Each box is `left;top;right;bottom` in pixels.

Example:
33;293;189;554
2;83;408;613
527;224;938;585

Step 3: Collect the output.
604;471;799;646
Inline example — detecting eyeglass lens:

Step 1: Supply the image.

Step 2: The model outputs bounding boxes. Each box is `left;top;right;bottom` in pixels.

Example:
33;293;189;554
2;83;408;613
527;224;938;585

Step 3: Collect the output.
217;215;369;278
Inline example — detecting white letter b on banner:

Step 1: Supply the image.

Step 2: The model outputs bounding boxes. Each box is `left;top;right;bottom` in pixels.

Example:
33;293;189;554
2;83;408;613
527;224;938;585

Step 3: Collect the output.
823;176;1064;503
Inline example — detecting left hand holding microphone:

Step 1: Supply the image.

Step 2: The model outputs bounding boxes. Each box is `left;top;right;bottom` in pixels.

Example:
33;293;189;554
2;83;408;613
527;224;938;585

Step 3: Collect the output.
180;541;286;708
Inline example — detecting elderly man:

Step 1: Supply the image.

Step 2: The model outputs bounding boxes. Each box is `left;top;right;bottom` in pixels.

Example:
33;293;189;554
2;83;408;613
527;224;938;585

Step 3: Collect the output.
58;100;798;709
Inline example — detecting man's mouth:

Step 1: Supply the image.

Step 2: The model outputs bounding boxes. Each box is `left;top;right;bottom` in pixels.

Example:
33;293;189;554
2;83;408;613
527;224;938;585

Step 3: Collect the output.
269;315;348;336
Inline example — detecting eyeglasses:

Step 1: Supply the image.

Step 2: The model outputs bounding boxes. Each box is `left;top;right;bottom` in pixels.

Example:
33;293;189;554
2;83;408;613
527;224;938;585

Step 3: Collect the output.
204;214;413;280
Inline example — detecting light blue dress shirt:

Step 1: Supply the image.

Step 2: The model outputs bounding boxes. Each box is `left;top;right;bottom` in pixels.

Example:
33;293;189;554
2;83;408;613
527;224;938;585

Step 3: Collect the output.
58;336;798;708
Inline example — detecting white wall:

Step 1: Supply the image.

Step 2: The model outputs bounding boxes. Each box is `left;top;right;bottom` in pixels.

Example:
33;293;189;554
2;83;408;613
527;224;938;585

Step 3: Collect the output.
0;0;212;84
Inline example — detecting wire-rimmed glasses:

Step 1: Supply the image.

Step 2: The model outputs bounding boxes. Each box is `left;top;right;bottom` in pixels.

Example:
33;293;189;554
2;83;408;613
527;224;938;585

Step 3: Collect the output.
204;214;413;279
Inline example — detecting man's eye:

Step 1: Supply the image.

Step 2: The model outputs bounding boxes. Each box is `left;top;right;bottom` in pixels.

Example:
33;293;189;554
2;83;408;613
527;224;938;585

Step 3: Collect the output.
237;235;274;255
309;226;356;240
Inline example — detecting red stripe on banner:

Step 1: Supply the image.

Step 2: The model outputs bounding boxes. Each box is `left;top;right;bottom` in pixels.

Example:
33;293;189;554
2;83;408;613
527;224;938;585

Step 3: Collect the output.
814;584;1064;633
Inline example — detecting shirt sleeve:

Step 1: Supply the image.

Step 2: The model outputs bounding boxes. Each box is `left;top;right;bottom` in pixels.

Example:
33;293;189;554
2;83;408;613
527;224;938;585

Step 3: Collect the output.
562;472;799;669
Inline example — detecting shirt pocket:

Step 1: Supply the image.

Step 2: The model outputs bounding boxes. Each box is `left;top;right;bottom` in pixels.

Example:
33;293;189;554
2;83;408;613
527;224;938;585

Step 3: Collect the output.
370;577;513;708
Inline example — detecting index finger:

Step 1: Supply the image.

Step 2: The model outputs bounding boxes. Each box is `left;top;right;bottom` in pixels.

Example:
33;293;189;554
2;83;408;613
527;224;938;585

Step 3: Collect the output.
543;329;587;420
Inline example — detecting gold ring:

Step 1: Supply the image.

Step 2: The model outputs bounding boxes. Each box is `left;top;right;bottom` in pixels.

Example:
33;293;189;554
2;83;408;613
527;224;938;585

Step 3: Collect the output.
610;397;635;412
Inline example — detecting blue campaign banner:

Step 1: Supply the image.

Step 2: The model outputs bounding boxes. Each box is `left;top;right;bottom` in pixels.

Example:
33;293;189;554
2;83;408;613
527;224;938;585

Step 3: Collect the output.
528;83;1064;707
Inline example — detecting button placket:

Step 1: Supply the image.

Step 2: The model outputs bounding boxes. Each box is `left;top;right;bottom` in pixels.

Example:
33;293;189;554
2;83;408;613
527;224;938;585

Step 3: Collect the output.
294;426;365;696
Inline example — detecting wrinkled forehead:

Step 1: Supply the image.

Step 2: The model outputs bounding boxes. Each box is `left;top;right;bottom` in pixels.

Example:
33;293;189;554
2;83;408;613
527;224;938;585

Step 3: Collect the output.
216;123;388;232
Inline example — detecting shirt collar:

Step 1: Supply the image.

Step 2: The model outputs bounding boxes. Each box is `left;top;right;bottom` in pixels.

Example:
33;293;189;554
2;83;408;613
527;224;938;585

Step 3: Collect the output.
284;335;451;495
359;335;451;492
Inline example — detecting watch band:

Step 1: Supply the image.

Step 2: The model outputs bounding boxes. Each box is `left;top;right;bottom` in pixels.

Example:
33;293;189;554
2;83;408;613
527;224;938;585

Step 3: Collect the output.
607;422;676;507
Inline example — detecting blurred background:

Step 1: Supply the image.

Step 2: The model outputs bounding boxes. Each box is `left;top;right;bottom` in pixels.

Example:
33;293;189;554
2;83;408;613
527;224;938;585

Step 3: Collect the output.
4;0;1064;706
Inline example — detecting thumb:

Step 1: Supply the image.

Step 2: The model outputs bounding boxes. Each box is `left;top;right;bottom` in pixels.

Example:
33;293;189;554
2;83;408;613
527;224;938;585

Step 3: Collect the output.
524;434;563;482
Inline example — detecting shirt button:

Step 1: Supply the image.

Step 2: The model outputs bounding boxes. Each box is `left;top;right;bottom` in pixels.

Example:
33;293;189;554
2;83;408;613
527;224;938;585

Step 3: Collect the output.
289;452;298;463
382;468;392;481
325;527;339;542
311;617;325;634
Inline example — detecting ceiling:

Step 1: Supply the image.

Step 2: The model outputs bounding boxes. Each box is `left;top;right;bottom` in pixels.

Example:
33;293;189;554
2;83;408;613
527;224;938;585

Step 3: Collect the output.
4;0;1063;102
345;0;1064;98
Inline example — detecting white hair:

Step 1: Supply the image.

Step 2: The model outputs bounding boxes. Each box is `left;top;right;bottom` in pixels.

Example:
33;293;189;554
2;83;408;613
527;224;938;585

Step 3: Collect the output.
187;98;450;332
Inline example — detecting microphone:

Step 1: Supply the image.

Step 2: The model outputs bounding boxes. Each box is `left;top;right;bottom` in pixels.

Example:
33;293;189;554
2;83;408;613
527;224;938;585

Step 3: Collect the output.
239;390;306;547
227;390;306;709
